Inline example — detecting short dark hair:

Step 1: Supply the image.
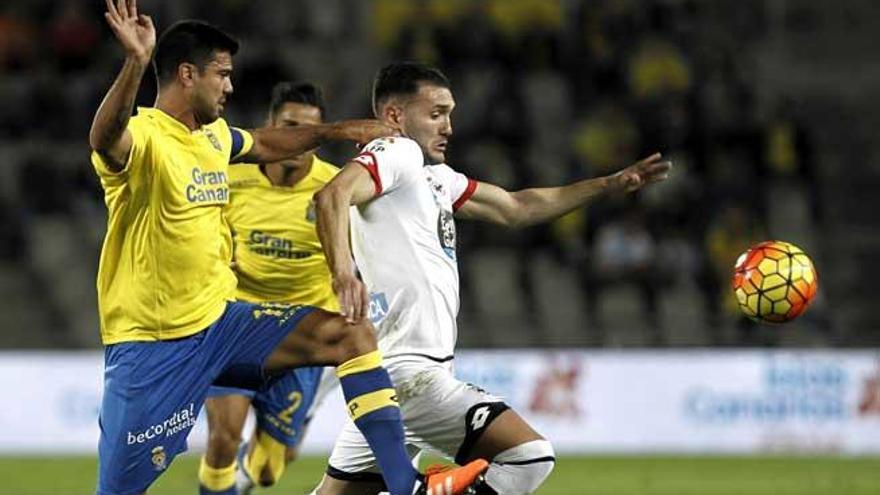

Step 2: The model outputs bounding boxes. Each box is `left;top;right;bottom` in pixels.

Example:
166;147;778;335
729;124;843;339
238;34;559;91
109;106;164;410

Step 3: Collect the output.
153;20;239;85
269;81;326;118
372;62;450;115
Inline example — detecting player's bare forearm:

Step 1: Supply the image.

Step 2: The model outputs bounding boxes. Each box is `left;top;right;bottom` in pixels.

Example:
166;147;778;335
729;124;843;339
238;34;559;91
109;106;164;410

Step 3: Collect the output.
314;184;355;279
458;153;671;228
242;125;333;165
315;180;372;321
92;0;155;170
315;163;376;274
89;56;147;169
457;176;613;229
241;120;395;164
510;175;615;228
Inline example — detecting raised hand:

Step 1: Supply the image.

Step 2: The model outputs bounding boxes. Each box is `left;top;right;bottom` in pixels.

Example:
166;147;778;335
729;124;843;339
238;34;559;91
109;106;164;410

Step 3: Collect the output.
611;152;673;193
104;0;155;65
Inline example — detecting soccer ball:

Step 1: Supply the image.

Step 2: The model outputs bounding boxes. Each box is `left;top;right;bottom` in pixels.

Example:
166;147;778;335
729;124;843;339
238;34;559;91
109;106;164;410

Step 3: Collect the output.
732;240;818;323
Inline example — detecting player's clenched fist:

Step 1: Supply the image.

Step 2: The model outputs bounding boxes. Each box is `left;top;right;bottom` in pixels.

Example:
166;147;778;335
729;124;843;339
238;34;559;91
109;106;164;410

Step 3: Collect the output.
104;0;155;65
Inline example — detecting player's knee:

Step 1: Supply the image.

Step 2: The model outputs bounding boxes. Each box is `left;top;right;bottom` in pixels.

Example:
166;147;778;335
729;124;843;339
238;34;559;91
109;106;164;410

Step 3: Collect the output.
338;320;378;363
486;439;555;495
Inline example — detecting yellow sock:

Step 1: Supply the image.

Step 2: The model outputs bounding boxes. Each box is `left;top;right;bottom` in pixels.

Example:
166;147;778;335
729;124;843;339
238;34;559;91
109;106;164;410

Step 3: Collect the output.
335;350;383;378
245;431;287;486
198;456;236;492
336;350;399;422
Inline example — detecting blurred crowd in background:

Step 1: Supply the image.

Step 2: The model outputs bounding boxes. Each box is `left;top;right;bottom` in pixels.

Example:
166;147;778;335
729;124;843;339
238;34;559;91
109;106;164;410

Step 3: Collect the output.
1;0;877;349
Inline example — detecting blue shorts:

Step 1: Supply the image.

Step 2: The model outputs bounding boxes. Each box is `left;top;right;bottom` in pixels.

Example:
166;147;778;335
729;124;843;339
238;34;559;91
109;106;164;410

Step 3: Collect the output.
207;364;325;447
96;301;314;495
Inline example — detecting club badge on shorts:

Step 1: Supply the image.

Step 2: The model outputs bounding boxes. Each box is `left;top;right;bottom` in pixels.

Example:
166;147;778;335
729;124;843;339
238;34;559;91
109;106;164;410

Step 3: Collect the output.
151;446;167;471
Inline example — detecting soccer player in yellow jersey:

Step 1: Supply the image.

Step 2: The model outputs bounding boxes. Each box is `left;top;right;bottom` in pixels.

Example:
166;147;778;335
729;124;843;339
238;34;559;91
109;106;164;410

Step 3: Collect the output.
198;82;341;495
89;2;487;494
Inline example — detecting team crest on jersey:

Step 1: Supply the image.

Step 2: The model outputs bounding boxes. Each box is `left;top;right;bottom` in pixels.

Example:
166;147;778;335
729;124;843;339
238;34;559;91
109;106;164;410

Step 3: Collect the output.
438;209;456;260
203;129;223;152
425;174;456;260
150;446;167;471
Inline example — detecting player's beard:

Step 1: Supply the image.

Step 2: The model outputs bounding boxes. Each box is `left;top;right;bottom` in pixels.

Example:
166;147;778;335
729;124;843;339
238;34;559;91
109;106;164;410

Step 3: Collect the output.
401;128;444;165
192;91;220;126
409;136;442;165
423;148;444;165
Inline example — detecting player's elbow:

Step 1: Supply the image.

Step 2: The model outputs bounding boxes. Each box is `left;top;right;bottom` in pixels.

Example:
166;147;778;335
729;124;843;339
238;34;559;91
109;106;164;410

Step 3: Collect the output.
503;192;548;230
505;216;533;230
88;129;111;154
313;185;333;210
488;211;520;229
244;132;272;163
89;127;125;158
500;199;531;230
314;184;346;215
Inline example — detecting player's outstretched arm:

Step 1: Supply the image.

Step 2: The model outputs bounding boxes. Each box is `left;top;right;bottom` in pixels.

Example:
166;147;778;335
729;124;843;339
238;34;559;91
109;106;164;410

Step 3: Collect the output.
314;162;378;323
236;120;395;164
456;152;672;228
89;0;155;172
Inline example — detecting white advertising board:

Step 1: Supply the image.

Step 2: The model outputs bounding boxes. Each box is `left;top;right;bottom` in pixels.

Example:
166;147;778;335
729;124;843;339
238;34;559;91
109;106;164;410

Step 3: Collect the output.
453;350;880;454
1;350;878;455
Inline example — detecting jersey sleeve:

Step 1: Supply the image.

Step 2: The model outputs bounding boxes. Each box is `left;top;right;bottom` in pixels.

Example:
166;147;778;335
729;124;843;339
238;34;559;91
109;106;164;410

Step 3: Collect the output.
351;137;423;195
229;127;254;162
90;115;151;184
434;164;478;211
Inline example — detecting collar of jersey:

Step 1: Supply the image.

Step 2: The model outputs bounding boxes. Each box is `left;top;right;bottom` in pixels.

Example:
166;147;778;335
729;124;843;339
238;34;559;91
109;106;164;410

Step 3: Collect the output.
253;155;322;192
137;106;203;136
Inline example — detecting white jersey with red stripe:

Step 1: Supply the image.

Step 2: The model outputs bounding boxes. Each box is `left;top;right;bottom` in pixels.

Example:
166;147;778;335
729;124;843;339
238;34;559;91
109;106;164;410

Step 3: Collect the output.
350;137;477;361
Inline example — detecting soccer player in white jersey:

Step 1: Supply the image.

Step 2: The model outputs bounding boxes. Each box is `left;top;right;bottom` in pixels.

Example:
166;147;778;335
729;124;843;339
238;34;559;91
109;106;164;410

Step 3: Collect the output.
312;62;671;495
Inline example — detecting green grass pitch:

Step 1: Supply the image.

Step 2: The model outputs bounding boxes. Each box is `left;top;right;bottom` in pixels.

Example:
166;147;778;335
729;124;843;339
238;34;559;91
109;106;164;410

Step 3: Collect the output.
1;455;878;494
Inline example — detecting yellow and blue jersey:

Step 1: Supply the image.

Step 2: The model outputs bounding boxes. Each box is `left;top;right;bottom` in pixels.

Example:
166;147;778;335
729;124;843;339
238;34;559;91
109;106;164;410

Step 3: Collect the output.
224;157;339;311
90;107;254;345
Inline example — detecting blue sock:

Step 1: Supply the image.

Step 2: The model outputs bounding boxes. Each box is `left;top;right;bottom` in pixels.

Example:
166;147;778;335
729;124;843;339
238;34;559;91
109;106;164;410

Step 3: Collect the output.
337;351;417;495
198;485;236;495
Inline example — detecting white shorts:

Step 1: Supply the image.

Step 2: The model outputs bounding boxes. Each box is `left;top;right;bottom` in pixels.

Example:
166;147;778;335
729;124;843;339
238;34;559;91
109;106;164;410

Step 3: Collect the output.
328;357;508;475
305;367;339;422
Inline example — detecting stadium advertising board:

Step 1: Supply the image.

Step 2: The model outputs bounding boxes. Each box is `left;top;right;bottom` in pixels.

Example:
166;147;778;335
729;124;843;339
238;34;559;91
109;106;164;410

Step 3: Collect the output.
1;350;878;454
451;350;880;454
